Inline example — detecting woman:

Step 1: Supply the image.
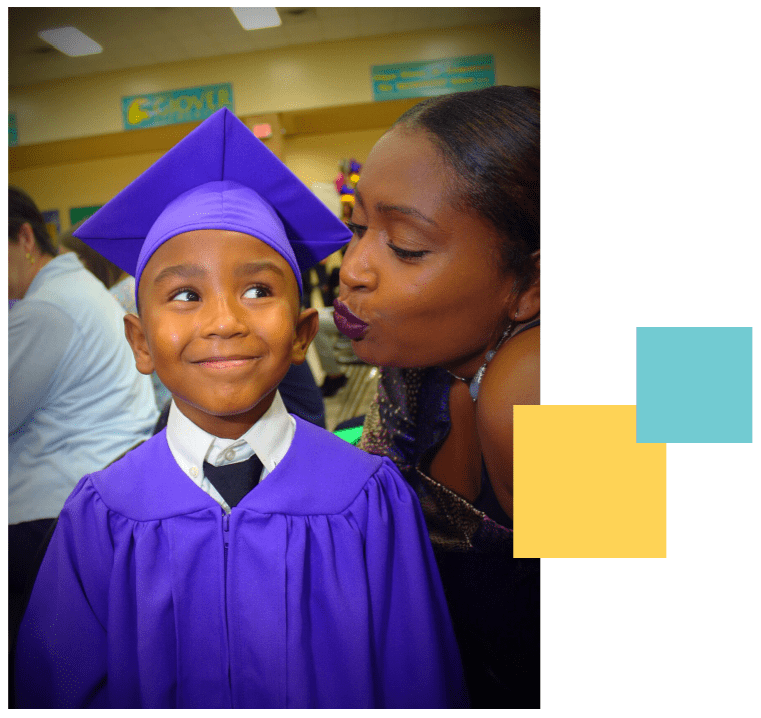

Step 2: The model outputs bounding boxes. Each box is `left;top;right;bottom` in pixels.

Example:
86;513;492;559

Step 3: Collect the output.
333;86;540;707
58;227;173;412
8;187;158;639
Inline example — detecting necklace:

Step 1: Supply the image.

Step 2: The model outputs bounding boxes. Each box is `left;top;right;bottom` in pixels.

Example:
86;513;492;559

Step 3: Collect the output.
448;323;514;402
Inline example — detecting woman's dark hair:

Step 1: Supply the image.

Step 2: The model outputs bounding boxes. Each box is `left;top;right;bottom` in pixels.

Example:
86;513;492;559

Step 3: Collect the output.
8;185;58;257
58;223;125;289
394;86;539;288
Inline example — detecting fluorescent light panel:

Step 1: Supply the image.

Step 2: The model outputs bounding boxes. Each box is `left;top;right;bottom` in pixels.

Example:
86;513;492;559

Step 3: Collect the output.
231;8;281;30
38;27;102;57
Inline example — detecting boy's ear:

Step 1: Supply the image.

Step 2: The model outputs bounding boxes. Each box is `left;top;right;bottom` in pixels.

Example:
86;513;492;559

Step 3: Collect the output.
123;313;156;375
290;307;320;365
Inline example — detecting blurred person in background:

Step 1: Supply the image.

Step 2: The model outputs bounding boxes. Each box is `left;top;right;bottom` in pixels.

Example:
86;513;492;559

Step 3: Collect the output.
8;187;158;636
58;226;172;412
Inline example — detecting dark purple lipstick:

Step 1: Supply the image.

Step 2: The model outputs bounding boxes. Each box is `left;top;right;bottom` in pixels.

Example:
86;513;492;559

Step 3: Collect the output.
333;300;369;340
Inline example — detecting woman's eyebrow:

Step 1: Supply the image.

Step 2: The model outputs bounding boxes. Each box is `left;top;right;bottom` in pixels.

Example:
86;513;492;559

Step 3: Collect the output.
153;264;205;284
354;187;438;227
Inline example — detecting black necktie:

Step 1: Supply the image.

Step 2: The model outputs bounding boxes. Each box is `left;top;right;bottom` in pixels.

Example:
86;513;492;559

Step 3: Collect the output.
203;454;263;508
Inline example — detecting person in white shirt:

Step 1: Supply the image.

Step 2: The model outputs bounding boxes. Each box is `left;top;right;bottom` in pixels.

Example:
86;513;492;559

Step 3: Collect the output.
8;186;158;635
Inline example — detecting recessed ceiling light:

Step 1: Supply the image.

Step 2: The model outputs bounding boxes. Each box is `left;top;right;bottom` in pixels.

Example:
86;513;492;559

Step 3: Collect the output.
231;8;282;31
37;27;103;57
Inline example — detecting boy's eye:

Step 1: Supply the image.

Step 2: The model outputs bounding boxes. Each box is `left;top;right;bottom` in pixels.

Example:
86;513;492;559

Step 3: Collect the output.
172;289;199;302
346;221;367;238
243;285;271;299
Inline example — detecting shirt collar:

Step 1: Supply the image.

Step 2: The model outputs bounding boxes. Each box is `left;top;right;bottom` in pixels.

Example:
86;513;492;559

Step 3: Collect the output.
166;390;294;480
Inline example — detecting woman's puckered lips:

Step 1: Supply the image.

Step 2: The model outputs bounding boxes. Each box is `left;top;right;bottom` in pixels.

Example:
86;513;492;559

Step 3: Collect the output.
333;300;369;340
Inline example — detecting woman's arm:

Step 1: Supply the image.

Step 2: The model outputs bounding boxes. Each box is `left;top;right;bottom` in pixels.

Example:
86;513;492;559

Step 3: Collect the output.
476;326;540;519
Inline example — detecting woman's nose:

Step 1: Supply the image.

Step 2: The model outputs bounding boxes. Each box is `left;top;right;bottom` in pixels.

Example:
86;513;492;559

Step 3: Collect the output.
339;235;377;292
201;295;248;338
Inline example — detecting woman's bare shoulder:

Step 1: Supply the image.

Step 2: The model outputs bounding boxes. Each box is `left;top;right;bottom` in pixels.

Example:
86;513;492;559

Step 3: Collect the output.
478;325;540;419
475;326;539;516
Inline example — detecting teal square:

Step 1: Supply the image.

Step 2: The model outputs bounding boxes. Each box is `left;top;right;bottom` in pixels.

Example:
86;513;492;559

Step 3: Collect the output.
637;327;752;443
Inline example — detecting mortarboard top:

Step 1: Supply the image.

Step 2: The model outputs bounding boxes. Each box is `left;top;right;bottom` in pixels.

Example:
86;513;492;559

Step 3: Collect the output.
74;107;351;294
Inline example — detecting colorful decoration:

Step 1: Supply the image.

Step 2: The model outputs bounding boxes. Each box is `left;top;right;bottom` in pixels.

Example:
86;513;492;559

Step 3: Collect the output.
336;159;361;221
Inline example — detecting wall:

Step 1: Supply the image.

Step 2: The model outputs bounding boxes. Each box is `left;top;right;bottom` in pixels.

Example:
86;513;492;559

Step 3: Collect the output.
9;128;388;227
9;22;538;145
9;151;165;229
284;128;387;189
9;22;539;229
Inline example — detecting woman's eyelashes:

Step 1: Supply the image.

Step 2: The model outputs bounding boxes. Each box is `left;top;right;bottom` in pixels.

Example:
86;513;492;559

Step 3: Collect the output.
347;221;429;261
346;221;367;238
387;243;428;261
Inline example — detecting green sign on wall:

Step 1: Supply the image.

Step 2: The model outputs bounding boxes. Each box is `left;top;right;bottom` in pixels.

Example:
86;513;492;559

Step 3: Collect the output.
122;83;234;131
70;205;102;226
372;54;495;102
9;113;18;147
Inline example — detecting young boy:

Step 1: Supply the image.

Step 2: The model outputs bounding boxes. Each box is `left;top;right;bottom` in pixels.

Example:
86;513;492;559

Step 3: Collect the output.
14;108;466;709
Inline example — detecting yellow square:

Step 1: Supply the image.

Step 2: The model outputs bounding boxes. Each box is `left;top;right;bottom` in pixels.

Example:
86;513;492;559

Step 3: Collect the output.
513;406;666;558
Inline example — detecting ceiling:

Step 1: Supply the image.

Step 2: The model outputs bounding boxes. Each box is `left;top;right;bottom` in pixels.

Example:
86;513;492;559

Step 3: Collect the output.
8;7;539;88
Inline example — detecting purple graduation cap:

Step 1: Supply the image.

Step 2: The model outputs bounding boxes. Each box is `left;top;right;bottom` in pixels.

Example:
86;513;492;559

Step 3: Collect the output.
74;107;351;294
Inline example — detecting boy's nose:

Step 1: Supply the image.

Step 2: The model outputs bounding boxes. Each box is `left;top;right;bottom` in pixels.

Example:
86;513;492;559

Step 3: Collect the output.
339;236;377;293
201;296;249;338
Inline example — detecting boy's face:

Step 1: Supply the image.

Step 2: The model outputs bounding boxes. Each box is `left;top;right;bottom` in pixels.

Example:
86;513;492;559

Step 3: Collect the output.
125;229;318;439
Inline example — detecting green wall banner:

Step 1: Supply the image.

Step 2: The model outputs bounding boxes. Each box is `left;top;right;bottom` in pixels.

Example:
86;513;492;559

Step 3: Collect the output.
372;54;494;102
121;83;234;130
70;205;102;226
9;113;18;147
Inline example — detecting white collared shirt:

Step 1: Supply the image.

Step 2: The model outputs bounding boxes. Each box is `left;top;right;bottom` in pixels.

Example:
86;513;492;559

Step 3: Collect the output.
165;391;295;513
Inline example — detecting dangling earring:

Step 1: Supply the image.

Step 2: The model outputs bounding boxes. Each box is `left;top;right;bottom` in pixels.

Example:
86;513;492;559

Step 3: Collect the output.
25;252;35;265
448;309;520;401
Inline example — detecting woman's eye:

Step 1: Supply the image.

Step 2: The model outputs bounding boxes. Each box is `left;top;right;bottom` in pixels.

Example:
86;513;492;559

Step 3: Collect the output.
172;289;199;302
388;243;428;260
346;221;367;238
243;285;270;299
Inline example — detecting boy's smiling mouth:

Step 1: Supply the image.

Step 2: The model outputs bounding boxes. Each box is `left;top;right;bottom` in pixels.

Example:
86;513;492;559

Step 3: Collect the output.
192;355;260;368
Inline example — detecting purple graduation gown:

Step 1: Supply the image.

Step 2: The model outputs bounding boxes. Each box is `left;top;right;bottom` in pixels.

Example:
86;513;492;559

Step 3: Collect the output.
15;417;466;708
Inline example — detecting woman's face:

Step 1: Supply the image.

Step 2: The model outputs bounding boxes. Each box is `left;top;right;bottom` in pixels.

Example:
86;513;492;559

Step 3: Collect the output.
337;126;516;376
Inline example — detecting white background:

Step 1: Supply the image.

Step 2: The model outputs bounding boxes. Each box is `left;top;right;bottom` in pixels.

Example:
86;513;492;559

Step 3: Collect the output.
2;4;759;714
539;3;760;716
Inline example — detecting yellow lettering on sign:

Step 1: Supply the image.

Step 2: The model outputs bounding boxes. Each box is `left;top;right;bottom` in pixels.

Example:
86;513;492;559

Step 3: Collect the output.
373;74;397;82
377;83;393;92
218;88;230;107
400;70;425;78
451;77;475;85
449;64;490;73
127;98;150;125
397;79;446;90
